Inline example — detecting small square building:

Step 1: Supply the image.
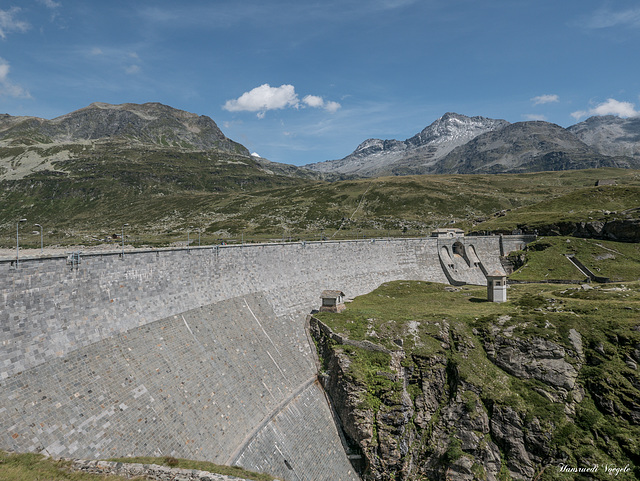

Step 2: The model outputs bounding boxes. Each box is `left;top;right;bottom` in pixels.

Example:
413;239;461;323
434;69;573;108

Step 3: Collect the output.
431;228;465;238
487;270;507;303
320;290;346;313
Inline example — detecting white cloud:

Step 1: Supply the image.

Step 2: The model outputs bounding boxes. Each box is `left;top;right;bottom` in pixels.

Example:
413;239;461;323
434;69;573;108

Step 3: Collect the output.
224;84;341;118
0;7;30;39
302;94;324;108
38;0;61;9
90;47;103;56
223;84;299;117
0;57;30;98
571;98;640;120
303;94;342;112
125;64;141;75
324;100;341;113
582;7;640;29
531;94;559;106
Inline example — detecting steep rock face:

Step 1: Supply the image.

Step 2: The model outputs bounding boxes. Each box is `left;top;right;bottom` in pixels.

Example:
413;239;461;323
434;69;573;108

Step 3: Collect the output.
304;113;509;177
310;316;584;481
569;115;640;159
484;334;580;390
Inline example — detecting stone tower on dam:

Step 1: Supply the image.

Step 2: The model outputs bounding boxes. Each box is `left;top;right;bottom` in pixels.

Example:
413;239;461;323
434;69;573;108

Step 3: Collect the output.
0;235;531;481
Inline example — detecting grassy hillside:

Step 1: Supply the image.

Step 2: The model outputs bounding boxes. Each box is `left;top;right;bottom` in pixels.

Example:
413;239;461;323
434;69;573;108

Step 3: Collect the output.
508;236;640;282
2;159;640;247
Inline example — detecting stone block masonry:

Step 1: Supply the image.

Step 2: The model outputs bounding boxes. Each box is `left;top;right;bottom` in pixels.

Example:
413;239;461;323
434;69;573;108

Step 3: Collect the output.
0;236;528;481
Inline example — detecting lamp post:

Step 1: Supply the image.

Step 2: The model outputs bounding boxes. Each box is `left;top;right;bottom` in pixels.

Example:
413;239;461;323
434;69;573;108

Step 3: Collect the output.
16;218;26;268
34;223;43;254
121;223;129;257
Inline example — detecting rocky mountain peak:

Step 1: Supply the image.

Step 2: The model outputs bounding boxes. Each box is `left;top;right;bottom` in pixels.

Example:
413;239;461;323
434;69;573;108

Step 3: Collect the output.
305;112;510;176
408;112;510;147
569;115;640;159
0;102;248;155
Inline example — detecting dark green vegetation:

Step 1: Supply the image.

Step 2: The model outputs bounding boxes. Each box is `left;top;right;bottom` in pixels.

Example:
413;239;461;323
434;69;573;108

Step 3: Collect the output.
2;147;640;248
0;450;275;481
313;280;640;480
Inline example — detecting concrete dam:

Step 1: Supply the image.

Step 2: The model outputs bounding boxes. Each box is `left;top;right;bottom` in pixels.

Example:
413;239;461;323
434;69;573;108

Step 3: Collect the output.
0;235;531;481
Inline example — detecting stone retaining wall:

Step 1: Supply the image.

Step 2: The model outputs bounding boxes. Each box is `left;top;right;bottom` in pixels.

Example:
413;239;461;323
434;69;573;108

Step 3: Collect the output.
70;458;271;480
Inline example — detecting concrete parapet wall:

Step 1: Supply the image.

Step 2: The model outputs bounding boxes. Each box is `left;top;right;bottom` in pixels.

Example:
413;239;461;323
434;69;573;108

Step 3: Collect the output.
0;236;526;480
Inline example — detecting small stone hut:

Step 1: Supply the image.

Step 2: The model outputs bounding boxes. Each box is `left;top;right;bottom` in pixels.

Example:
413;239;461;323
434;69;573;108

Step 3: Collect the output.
595;179;616;186
487;270;507;303
320;290;346;313
431;228;465;238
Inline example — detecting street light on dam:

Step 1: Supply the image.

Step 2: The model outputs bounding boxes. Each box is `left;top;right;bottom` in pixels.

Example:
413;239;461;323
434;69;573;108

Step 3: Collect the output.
34;223;43;254
122;223;129;257
16;218;27;268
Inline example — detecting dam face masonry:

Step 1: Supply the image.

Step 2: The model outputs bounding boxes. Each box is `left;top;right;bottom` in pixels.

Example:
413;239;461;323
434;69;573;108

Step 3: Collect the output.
0;235;532;481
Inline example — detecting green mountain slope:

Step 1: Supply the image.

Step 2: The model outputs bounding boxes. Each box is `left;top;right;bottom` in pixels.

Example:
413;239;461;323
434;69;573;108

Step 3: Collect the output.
2;165;640;247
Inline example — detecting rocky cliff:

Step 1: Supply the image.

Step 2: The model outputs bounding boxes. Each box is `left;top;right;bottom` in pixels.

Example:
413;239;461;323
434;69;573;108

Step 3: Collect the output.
310;281;640;481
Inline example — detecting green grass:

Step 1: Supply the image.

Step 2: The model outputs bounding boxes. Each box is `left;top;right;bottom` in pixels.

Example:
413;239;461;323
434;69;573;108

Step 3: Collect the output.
2;156;640;247
509;236;640;282
0;451;276;481
0;451;137;481
107;456;276;481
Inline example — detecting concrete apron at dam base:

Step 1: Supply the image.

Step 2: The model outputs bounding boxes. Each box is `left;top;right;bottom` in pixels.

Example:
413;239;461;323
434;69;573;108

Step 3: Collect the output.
0;235;532;481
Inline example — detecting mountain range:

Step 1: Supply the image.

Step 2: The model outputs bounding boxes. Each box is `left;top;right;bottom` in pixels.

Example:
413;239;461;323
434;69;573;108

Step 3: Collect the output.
0;102;325;183
3;102;640;181
2;102;640;245
305;112;640;176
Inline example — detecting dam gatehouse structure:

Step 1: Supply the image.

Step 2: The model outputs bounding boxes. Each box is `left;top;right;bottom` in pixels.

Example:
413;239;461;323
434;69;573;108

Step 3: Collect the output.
0;235;533;481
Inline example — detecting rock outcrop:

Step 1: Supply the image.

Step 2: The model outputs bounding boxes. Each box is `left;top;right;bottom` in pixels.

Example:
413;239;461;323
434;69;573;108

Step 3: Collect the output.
309;283;639;481
518;218;640;243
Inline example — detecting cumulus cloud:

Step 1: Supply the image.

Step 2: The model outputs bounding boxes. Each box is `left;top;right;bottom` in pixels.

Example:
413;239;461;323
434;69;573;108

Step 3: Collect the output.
224;84;341;118
224;84;298;117
0;7;30;39
0;57;30;98
531;94;559;105
571;98;639;120
302;94;324;108
303;94;342;112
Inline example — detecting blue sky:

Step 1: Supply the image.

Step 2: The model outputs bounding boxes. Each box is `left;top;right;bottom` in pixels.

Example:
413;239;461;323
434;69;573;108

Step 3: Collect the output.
1;0;640;165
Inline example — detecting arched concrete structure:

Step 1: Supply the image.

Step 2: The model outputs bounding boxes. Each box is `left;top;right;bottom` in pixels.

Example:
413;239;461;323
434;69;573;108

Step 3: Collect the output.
0;236;534;480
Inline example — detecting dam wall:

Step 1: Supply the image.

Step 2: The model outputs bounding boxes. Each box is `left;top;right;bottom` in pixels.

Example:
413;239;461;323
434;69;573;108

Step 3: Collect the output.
0;236;530;480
